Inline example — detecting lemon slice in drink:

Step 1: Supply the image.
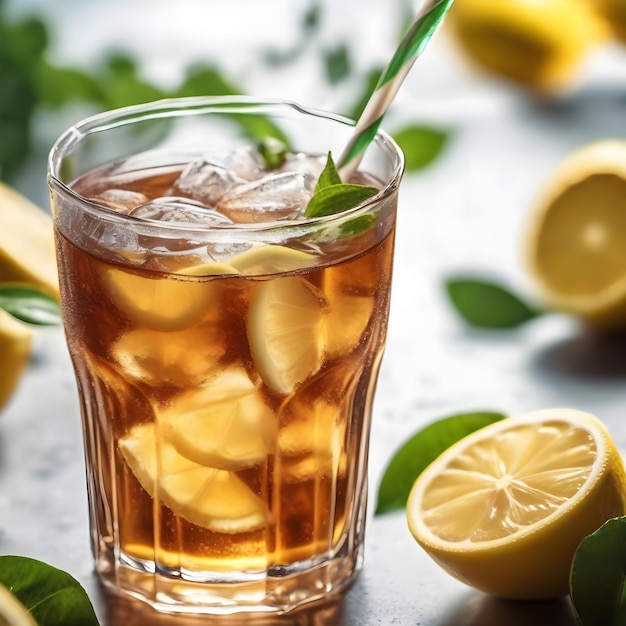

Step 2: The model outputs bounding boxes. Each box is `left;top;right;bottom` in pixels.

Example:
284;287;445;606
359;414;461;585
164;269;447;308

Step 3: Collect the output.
158;366;276;470
102;267;219;332
406;408;626;600
247;277;326;395
0;183;59;299
229;245;316;275
119;422;268;533
527;141;626;329
0;310;33;411
0;583;37;626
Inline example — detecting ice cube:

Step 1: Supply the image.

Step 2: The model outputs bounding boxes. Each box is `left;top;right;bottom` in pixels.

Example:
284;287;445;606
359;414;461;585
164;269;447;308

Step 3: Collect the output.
130;197;234;227
169;160;249;207
210;147;265;178
216;171;316;223
89;189;149;213
278;152;327;179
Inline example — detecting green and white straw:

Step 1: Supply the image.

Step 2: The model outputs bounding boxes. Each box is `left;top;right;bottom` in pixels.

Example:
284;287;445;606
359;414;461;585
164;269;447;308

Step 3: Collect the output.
338;0;454;180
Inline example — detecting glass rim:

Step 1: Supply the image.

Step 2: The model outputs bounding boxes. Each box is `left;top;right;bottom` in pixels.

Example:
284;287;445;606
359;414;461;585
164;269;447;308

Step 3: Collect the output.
47;95;404;235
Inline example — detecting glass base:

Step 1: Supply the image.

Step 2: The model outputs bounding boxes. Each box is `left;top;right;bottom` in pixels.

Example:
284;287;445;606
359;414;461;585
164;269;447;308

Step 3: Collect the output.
95;545;363;616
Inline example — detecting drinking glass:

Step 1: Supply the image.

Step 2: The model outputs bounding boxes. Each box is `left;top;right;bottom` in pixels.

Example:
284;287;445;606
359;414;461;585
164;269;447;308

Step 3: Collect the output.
47;96;404;615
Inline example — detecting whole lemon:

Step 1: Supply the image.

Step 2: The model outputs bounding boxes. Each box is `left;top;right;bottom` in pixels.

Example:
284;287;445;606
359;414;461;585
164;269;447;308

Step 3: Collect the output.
447;0;608;93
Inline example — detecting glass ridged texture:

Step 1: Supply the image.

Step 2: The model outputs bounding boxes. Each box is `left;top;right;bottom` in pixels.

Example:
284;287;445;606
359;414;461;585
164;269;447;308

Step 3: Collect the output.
421;422;597;543
47;97;403;615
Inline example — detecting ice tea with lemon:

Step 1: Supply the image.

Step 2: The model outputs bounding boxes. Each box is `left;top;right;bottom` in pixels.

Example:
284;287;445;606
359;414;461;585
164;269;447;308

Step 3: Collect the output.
48;99;402;614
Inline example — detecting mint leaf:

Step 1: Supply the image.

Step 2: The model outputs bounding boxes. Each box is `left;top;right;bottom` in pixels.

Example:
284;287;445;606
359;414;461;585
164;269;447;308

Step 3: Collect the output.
392;125;449;171
375;411;506;515
445;277;545;329
315;152;342;192
257;137;287;170
305;183;378;218
305;153;377;218
0;284;62;325
0;556;100;626
570;517;626;626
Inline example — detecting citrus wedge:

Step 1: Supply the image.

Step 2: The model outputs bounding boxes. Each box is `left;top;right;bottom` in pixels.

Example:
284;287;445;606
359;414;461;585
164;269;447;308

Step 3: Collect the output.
406;408;626;600
101;266;219;332
0;583;37;626
229;244;316;275
247;277;326;395
0;183;59;299
323;266;373;358
157;366;276;470
0;310;33;411
119;422;268;533
527;140;626;329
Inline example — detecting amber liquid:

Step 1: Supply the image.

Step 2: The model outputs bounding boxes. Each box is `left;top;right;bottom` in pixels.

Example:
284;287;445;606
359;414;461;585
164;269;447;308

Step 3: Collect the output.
53;155;396;607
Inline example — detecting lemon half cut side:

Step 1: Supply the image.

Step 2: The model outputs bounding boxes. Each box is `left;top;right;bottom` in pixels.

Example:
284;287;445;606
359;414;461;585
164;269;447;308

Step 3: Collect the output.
406;408;626;600
527;140;626;329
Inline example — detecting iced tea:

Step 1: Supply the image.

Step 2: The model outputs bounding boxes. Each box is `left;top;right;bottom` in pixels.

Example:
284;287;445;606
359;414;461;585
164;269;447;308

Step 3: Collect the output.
48;98;402;614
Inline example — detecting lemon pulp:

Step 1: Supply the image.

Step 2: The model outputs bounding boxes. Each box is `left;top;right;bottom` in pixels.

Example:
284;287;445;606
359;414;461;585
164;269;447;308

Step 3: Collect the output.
527;140;626;328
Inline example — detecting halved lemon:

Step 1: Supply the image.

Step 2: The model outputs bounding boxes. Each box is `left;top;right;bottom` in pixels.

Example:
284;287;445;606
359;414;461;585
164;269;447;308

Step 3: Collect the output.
0;310;33;411
247;277;326;395
406;408;626;600
119;422;268;533
0;583;37;626
527;140;626;329
0;183;59;299
157;366;276;470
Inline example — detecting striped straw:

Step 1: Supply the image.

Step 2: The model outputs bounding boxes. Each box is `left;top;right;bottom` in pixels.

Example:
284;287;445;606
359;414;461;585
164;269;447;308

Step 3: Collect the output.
338;0;454;181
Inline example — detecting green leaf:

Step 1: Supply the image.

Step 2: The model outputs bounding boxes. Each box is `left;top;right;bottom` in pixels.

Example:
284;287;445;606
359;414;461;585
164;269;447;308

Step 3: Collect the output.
375;411;506;515
392;125;449;171
314;152;342;192
175;65;291;147
0;284;62;325
302;1;322;35
100;52;166;108
570;517;626;626
0;556;100;626
305;183;378;219
34;62;102;109
445;277;545;329
257;137;288;170
323;43;351;85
